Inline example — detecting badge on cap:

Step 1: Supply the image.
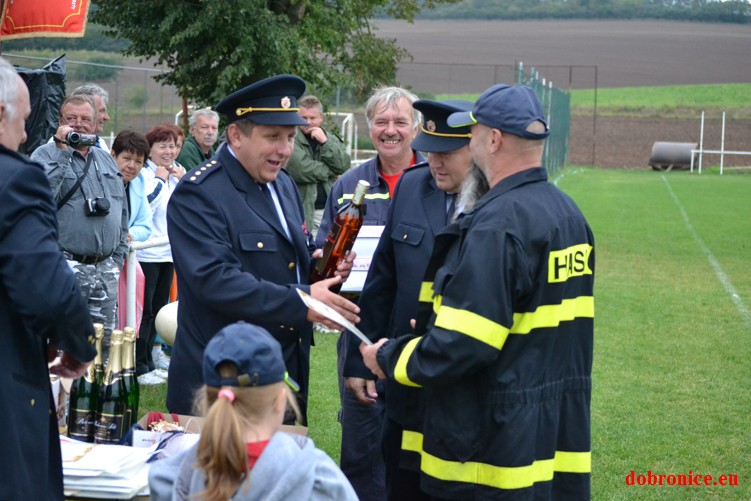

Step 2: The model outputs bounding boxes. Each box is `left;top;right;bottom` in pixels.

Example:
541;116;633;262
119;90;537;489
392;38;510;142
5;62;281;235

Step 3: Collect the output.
426;120;436;132
281;96;291;109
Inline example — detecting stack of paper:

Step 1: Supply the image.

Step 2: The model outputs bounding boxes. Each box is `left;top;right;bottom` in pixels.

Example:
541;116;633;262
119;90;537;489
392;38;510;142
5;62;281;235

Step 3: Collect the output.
61;436;154;499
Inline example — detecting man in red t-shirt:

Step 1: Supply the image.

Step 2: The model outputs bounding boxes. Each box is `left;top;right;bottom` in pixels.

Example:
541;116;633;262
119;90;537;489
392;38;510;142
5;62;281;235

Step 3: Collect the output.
315;86;425;501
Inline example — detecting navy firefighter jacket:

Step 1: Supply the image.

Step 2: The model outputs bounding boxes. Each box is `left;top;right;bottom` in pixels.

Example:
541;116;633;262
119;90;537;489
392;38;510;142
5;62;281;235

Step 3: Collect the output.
378;167;595;500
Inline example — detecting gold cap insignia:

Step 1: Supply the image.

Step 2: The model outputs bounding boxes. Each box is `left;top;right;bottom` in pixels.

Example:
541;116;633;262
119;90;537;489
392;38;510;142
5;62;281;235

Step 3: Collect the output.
281;97;291;109
426;120;436;132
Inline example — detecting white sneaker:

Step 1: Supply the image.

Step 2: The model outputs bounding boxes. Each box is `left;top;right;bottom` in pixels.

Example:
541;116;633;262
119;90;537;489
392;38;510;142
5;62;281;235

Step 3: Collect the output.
137;371;166;386
154;368;169;379
313;322;342;335
154;350;171;370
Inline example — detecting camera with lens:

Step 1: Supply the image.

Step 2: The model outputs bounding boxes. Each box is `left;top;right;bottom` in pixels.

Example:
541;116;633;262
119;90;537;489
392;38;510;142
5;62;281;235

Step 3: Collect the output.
84;197;111;217
66;131;98;146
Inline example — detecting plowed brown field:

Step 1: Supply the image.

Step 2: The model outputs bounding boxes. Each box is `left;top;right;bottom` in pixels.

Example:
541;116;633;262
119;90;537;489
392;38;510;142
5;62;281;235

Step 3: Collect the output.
374;19;751;168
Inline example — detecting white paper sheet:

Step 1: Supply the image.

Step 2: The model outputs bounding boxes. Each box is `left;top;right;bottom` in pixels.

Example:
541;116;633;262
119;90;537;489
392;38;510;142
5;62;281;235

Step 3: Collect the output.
296;288;372;345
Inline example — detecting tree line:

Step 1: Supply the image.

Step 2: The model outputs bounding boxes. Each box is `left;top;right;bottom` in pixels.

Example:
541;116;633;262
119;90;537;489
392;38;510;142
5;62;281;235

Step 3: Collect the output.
415;0;751;23
2;0;747;111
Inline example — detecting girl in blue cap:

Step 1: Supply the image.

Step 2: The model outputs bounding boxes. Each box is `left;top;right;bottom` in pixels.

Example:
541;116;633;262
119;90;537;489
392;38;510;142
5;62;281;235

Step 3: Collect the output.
149;322;357;501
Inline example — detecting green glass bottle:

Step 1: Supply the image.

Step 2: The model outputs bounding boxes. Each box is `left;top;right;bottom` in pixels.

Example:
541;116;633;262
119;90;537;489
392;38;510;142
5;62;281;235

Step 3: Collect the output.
93;323;105;386
94;330;128;444
121;327;140;428
67;332;99;443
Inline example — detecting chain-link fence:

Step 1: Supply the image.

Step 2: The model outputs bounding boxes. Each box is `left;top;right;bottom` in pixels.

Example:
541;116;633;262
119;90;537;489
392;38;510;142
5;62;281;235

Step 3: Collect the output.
6;53;578;176
393;60;580;178
4;53;181;142
517;64;571;180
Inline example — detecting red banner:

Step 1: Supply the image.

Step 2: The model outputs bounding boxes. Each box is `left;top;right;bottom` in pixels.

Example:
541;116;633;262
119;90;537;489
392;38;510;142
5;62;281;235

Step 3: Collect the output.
0;0;91;40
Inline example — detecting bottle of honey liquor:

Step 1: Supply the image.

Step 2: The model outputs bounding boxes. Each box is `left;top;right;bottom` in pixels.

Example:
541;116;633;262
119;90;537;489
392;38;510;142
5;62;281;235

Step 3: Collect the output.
311;180;369;292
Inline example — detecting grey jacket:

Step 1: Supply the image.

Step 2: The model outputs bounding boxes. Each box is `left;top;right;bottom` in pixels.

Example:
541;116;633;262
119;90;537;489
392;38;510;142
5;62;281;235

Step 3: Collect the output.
148;431;357;501
31;143;129;266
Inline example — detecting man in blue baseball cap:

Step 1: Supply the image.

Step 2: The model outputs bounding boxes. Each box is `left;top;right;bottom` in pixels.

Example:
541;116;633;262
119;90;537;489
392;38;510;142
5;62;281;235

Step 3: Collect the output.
361;84;595;499
166;75;361;424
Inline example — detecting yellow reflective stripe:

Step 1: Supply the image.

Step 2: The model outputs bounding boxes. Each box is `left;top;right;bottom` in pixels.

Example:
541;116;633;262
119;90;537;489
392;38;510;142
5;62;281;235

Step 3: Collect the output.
434;304;510;350
402;430;590;490
554;450;592;473
337;192;390;204
511;296;594;335
394;337;423;388
419;282;435;303
430;296;593;346
402;428;424;452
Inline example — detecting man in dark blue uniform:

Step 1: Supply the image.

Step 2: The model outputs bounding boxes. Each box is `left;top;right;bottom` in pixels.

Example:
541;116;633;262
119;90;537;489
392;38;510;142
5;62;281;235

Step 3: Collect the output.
363;84;595;499
343;100;474;500
166;75;360;423
317;85;425;501
0;57;96;501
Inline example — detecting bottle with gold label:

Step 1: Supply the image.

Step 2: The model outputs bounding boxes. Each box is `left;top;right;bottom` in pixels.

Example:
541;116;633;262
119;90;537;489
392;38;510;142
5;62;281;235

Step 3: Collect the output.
93;323;105;385
67;323;102;442
311;179;369;292
94;330;128;444
67;350;100;443
121;326;140;428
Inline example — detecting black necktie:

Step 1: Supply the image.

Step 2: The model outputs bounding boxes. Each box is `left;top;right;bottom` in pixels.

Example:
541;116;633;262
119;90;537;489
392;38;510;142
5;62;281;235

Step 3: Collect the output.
446;193;457;223
260;183;274;205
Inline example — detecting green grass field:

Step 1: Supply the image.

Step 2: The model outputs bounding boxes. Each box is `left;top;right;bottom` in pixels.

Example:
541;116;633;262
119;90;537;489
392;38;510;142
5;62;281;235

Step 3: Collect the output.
141;167;750;499
438;83;751;120
560;167;750;499
138;82;751;498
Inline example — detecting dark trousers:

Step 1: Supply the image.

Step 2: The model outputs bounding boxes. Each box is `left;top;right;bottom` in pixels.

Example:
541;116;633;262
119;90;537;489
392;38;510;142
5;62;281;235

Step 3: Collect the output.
338;332;387;501
382;417;431;501
136;261;173;376
280;335;310;426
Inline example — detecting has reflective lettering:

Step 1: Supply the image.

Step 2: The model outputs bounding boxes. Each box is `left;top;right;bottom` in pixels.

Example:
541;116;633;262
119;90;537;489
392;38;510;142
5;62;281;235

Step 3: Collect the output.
548;244;593;283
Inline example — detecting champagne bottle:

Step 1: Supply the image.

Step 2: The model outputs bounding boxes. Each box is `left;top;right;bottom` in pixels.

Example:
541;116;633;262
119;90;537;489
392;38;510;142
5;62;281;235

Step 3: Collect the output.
93;323;105;385
121;327;140;428
94;330;128;444
311;179;369;292
67;351;100;443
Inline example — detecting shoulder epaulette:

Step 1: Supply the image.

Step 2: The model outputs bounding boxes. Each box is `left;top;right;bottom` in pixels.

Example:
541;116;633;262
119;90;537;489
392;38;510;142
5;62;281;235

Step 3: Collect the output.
183;159;222;184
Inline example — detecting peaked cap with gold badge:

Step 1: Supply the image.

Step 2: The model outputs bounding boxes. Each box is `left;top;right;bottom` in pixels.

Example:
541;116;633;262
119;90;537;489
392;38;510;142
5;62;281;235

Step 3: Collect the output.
411;99;474;153
215;74;309;127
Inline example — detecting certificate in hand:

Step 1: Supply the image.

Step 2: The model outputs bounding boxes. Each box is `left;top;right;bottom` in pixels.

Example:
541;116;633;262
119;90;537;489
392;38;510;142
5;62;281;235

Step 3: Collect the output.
296;288;372;345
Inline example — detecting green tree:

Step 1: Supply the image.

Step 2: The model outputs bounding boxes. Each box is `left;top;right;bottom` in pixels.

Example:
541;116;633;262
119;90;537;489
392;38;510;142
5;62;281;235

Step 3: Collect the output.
91;0;458;106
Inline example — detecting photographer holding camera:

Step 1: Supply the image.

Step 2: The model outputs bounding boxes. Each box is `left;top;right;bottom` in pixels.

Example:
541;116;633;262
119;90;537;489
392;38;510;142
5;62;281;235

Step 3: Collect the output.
31;94;129;352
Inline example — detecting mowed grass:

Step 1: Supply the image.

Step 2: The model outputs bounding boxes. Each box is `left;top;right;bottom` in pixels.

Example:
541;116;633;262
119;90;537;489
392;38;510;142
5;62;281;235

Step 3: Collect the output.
439;83;751;119
569;83;751;119
558;167;751;500
141;168;750;498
